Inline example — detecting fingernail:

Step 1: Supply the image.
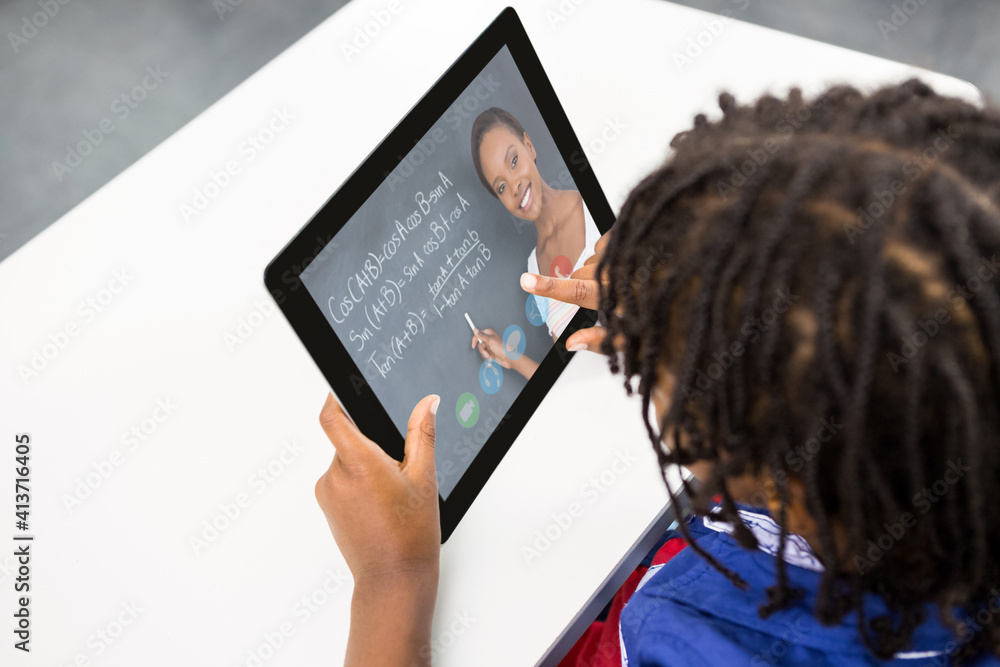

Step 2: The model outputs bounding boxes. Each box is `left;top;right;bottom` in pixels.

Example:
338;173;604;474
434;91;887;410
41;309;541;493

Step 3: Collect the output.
430;396;440;415
567;343;586;352
520;273;536;290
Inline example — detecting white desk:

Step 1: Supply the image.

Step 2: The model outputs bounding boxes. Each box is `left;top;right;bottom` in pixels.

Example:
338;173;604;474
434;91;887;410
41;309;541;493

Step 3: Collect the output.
0;1;980;665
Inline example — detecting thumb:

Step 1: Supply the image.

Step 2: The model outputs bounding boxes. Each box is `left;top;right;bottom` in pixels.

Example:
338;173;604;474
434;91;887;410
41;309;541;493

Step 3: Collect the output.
403;394;439;480
566;326;607;354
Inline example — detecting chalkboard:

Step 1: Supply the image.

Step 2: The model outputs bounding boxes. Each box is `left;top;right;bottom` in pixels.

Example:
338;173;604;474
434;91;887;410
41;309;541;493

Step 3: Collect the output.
302;46;587;498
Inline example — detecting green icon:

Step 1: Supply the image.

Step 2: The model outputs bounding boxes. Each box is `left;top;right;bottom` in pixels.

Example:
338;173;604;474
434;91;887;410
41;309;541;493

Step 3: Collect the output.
456;392;479;428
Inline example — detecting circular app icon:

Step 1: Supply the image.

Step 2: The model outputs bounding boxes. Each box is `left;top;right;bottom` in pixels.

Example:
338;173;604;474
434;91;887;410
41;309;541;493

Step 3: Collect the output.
479;360;503;395
456;392;480;428
526;294;548;327
550;255;573;279
502;324;526;361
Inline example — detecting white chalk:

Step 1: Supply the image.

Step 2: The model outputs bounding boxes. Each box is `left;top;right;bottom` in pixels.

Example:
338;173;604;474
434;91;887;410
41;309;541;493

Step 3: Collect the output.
465;312;483;345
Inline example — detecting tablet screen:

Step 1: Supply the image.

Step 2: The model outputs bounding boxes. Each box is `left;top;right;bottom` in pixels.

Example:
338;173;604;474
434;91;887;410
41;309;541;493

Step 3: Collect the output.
301;45;601;499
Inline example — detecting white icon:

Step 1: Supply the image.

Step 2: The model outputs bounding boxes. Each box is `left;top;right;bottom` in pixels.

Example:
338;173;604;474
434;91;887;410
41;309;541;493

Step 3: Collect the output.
459;400;475;422
505;330;522;353
480;360;502;395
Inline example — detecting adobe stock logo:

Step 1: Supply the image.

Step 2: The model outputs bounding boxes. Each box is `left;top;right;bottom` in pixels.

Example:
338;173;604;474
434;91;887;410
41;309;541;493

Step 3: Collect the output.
671;0;751;73
844;126;960;244
680;287;798;399
17;269;135;385
545;0;590;30
7;0;73;54
179;108;294;223
57;600;146;666
62;398;179;514
339;0;403;63
521;449;638;565
213;0;244;21
224;298;276;352
876;0;928;40
188;439;305;557
51;66;169;182
233;567;350;667
853;458;971;575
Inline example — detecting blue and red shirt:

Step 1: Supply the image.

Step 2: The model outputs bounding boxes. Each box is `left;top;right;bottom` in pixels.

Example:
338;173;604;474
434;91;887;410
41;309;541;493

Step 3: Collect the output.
561;506;1000;667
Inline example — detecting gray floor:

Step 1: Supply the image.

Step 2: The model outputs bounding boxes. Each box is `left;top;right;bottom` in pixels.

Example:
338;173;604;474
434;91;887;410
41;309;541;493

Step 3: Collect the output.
0;0;351;263
1;0;999;264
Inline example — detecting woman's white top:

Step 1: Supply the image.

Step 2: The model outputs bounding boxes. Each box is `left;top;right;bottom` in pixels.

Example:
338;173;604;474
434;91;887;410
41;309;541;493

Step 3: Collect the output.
526;202;601;340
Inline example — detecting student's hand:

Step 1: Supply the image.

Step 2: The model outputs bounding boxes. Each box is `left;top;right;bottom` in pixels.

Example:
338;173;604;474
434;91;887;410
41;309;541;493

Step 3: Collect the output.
316;394;441;666
316;393;441;584
472;327;512;368
520;230;612;353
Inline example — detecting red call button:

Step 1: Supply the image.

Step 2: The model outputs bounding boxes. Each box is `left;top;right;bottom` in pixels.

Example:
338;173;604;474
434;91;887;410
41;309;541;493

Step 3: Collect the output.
549;255;573;279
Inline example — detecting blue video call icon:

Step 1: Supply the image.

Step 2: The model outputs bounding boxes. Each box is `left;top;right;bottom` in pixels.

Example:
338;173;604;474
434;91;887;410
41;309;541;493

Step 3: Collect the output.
479;359;503;395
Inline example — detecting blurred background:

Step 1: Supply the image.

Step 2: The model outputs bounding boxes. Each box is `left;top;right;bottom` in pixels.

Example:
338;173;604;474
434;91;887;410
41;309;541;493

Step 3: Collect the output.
2;0;998;263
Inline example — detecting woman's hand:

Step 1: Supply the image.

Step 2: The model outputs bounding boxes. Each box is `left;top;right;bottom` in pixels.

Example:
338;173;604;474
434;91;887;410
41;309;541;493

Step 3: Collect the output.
472;327;540;380
520;230;612;353
316;393;441;666
472;327;512;368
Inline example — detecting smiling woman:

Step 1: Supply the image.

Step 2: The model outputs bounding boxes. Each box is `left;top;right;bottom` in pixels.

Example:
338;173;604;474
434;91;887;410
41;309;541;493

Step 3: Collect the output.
468;107;602;378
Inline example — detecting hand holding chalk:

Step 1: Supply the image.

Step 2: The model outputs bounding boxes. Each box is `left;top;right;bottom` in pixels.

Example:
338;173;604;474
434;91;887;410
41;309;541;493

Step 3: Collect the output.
470;326;512;369
465;312;483;346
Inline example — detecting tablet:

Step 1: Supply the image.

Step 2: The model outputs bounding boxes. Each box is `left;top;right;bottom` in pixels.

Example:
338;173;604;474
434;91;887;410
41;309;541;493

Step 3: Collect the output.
264;7;614;541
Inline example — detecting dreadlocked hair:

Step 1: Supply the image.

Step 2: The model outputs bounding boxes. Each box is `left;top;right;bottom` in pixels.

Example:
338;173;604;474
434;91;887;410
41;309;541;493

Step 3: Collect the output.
597;79;1000;662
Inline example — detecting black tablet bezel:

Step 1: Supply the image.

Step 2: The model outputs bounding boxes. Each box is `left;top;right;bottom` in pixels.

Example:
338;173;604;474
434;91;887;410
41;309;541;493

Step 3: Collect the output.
264;6;614;542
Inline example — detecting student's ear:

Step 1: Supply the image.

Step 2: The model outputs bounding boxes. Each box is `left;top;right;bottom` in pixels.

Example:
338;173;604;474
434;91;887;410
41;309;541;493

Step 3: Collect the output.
523;132;537;161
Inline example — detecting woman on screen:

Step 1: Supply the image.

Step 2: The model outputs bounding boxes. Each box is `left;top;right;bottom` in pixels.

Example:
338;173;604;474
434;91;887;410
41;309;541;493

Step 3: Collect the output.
468;107;601;379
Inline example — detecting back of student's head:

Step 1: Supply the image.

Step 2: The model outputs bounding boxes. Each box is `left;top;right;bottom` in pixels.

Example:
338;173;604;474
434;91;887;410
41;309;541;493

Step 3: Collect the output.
598;79;1000;661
